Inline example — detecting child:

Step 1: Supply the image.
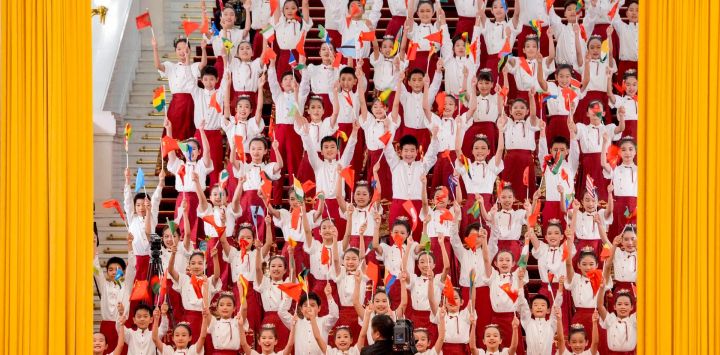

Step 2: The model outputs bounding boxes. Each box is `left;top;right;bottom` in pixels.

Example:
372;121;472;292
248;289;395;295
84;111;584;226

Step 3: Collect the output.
548;2;586;69
518;289;563;355
450;225;494;342
206;292;243;353
404;0;449;79
116;304;161;355
604;228;637;313
212;3;251;82
191;67;230;187
357;68;401;200
601;135;637;236
298;43;345;110
246;0;273;56
331;253;368;345
270;0;312;80
165;119;214;243
507;35;556;100
93;236;134;354
227;43;263;114
515;0;553;55
340;0;374;69
611;1;639;84
300;123;359;236
556;308;600;355
153;37;207;140
482;242;528;354
439;31;481;96
337;170;382;264
538;64;581;145
464;69;508;155
575;28;616;125
123;168;163;280
353;288;403;346
93;332;110;355
219;218;273;333
568;101;625;202
419;178;458;278
484;185;532;262
312;288;373;353
254;217;293;351
372;218;422;308
527;222;575;333
152;306;209;355
168;247;222;343
498;91;540;200
231;137;283;243
469;319;519;355
431;288;471;354
267;190;323;271
478;0;522;79
303;211;342;317
583;0;621;59
456;114;505;234
414;310;446;355
538;117;580;229
158;204;194;323
398;68;443;153
607;70;638;139
598;288;637;354
370;36;408;102
239;321;297;355
335;65;366;172
566;192;613;265
278;289;340;354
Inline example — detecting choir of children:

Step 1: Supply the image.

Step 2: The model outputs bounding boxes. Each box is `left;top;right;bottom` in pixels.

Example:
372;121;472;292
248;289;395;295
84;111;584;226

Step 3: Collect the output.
96;0;640;354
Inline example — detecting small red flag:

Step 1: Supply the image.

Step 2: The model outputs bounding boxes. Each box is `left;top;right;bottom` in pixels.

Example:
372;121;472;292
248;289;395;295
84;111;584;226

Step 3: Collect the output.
359;30;377;42
366;262;379;288
268;119;276;140
296;32;306;56
392;232;404;249
500;282;519;302
570;78;582;88
522;166;530;187
436;92;447;114
290;207;301;229
560;168;569;184
260;171;273;201
135;12;152;30
579;24;588;41
321;247;331;265
606;144;620;168
161;136;180;158
424;30;443;44
302;180;316;193
130;280;151;302
608;1;620;20
406;41;419;61
464;231;479;252
562;87;578;111
469;39;479;62
269;0;279;15
209;91;222;113
340;166;355;190
177;164;186;185
528;200;541;228
261;47;277;65
200;13;209;34
234;135;245;162
586;269;604;295
332;52;342;68
519;57;533;76
379;131;392;146
613;82;627;95
562;240;570;261
545;0;554;13
347;2;362;26
102;199;126;222
443;277;457;305
202;215;227;238
402;200;418;232
182;20;200;37
278;282;304;301
547;272;555;283
439;208;454;224
600;243;612;262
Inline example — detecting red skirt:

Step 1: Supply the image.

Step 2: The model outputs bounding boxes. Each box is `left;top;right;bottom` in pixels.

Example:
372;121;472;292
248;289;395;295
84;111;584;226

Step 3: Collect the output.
327;29;342;49
398;126;431;155
491;311;525;354
388;199;423;242
331;306;362;346
460;193;493;237
337;122;366;178
461;286;493;343
538;282;573;336
310;278;341;316
272;123;302;178
542;200;566;232
205;237;231;287
454;16;477;38
175;191;200;244
496;240;523;269
260;311;289;352
135;255;150;281
314;198;345;242
546;114;570;146
579;152;609;202
430;237;458;283
463;121;499;155
274;49;301;82
281;240;309;274
233;280;263;334
409;309;438;346
611;195;637;237
385;16;406;38
213;350;240;355
183;309;205;344
442;343;470;353
165;280;185;326
408;50;439;82
252;31;264;60
166;93;196;141
367;148;393;200
348;235;377;265
296;151;317;193
100;320;120;355
232;90;258;116
517;25;551;56
431;150;457;194
616;60;638;86
238;190;267;243
193;129;225;188
501;149;536;201
575;90;612;125
571;308;607;353
481;53;503;85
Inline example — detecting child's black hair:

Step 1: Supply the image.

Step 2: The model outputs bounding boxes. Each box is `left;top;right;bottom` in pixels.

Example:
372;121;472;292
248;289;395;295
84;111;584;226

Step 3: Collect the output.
578;250;598;264
268;255;288;269
217;292;237;307
308;95;325;107
258;324;278;338
93;331;107;342
189;251;206;262
569;325;587;339
106;257;127;272
339;66;357;79
201;65;219;79
551;136;570;149
496;248;515;262
531;294;551;308
465;222;482;236
615;291;635;305
320;135;339;148
281;70;299;82
133;192;148;206
398;134;419;149
408;68;426;79
626;0;638;6
344;248;360;257
415;0;434;12
524;35;540;46
236;95;253;106
511;98;529;108
134;304;153;316
563;0;578;8
173;38;189;49
618;136;637;148
299;291;322;309
417;250;435;262
249;136;270;149
477;69;494;82
347;0;362;10
451;35;467;47
623;69;638;81
557;63;574;75
174;323;193;336
472;134;491;149
587;35;603;46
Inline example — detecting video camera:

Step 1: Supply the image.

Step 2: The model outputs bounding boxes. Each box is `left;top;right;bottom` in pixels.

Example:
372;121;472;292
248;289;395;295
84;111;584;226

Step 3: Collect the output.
393;318;417;354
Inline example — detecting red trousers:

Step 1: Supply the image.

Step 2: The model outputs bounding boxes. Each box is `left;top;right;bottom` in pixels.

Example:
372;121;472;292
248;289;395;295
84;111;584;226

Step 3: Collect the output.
502;149;536;201
337;122;365;178
430;237;458;283
100;320;122;355
237;190;267;243
310;278;341;316
193;129;225;188
166;93;196;141
271;123;303;203
233;280;263;334
542;200;566;232
545;114;570;147
175;192;200;244
611;195;637;237
454;16;477;38
408;50;439;82
367;149;393;200
432;150;457;194
579;152;609;202
385;16;406;38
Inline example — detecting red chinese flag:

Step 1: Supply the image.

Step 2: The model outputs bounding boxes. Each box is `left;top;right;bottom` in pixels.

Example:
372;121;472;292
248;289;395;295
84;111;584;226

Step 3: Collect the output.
402;200;418;232
359;30;377;42
321;247;331;265
332;53;343;68
278;282;304;301
500;282;519;302
177;164;186;184
406;41;419;61
261;47;277;65
424;30;443;44
436;92;447;113
136;12;152;30
545;0;554;13
340;166;355;190
439;208;454;224
469;39;479;62
379;131;392;146
260;171;273;201
570;78;582;88
562;240;570;261
608;1;620;20
547;272;555;283
498;37;511;57
586;269;604;295
130;280;151;302
209;91;222;113
182;20;200;37
302;180;316;193
613;82;627;96
464;231;479;252
200;13;209;34
519;57;533;76
528;200;541;228
366;261;379;288
560;168;569;184
158;272;169;302
522;166;530;187
606;144;620;168
561;87;578;110
443;277;457;306
290;207;301;229
392;232;404;248
102;199;126;222
296;32;306;56
268;119;276;140
161;136;180;158
269;0;279;15
202;215;227;238
234;135;246;162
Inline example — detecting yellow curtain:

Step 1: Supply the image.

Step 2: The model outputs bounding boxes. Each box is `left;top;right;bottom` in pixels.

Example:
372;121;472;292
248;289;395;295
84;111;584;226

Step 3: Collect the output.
639;1;720;354
0;0;93;354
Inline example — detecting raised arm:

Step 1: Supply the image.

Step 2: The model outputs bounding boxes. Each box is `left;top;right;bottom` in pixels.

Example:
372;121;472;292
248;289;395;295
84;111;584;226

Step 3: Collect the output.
433;307;446;353
199;37;208;70
480;229;492;278
151;308;165;351
564;222;576;283
198;121;212;166
356;305;373;348
371;211;383;255
493;112;506;166
511;0;521;27
508;316;520;355
590;311;600;355
528;88;538;126
545;27;556;63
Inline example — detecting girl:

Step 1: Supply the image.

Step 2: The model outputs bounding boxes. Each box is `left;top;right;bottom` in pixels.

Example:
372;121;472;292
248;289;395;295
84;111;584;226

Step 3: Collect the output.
168;246;222;343
219;217;273;333
152;37;207;141
432;287;474;354
607;70;639;139
211;0;251;83
303;208;342;317
312;294;373;354
239;321;297;355
372;218;422;309
464;69;508;157
428;70;478;189
498;91;540;200
574;28;616;125
230;136;283;243
506;34;556;100
254;216;293;351
604;228;637;313
478;0;522;80
564;227;608;352
482;239;528;354
527;222;575;334
568;101;625;202
598;288;637;354
278;288;339;354
245;0;273;57
601;135;637;237
583;0;621;60
338;166;382;265
456;108;505;234
515;0;553;55
414;308;445;355
331;250;367;345
266;189;323;271
123;168;163;280
549;2;586;70
469;318;519;355
566;193;613;267
538;64;581;145
353;286;404;346
298;43;346;111
206;292;243;353
483;185;532;262
227;44;263;118
159;200;194;324
611;1;639;85
93;332;110;355
270;0;312;80
556;308;600;355
152;307;210;355
439;30;481;96
419;176;458;279
370;36;407;106
450;225;494;342
358;69;400;200
398;67;442;155
403;0;449;79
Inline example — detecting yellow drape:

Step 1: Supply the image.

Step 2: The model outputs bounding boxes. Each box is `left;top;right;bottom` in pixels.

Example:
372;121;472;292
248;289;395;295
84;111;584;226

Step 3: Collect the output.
639;1;720;354
0;0;92;354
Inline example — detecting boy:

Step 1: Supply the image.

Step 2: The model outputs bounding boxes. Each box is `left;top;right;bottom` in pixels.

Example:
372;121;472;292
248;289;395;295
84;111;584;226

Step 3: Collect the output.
189;66;228;187
336;65;366;172
123;168;163;280
399;67;443;153
278;289;339;355
539;122;580;230
612;0;639;83
518;293;563;355
94;237;134;354
116;304;167;355
549;1;586;69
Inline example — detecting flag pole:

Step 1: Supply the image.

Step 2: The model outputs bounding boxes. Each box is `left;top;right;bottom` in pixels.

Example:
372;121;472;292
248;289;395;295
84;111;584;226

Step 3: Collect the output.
147;9;155;39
